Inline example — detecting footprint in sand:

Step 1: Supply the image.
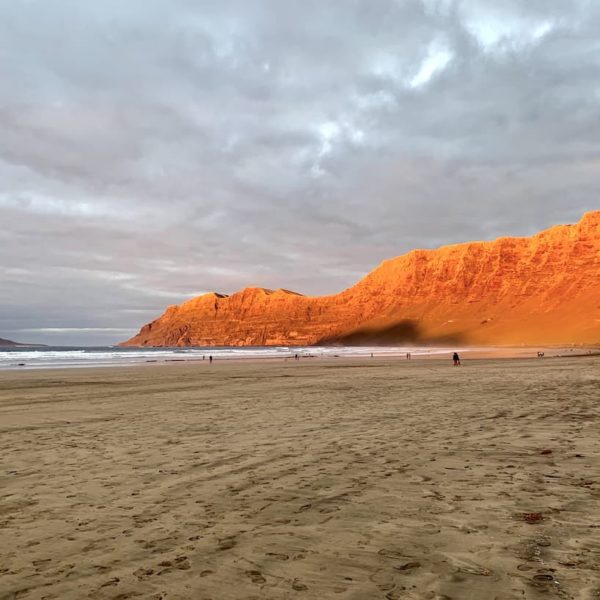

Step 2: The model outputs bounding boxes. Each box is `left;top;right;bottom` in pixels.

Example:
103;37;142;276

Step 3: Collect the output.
319;506;340;514
245;570;266;584
395;561;421;572
266;552;289;560
291;579;308;591
378;549;408;560
93;565;111;573
513;538;546;562
173;556;191;570
133;567;155;580
293;553;306;560
218;537;237;550
529;571;561;593
32;558;52;571
156;556;191;572
370;568;396;591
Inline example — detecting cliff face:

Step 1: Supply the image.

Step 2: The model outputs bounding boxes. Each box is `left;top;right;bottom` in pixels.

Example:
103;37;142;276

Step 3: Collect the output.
122;211;600;347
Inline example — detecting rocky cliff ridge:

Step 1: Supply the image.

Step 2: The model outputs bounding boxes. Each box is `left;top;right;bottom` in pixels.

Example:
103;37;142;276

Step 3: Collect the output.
0;337;46;347
121;211;600;346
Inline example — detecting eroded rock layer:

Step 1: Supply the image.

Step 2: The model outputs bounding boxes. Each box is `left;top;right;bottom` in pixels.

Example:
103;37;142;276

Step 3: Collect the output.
122;211;600;346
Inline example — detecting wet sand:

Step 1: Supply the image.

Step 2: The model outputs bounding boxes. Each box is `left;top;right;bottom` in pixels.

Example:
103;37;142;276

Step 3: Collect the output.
1;357;599;599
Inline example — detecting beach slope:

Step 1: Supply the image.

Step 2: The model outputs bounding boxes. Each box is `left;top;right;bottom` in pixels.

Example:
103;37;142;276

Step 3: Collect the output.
1;358;599;599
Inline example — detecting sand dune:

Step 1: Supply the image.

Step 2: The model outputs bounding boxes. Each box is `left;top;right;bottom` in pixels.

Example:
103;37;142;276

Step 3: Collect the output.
1;357;599;599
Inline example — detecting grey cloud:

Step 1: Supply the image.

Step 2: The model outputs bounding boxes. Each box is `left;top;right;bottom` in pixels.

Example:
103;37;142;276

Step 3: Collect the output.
0;0;599;345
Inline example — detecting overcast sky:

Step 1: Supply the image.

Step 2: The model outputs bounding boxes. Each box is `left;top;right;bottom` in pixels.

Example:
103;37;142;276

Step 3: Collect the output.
1;0;599;345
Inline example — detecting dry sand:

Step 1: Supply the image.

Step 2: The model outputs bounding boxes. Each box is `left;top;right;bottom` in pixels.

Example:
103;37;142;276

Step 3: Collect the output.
0;357;599;600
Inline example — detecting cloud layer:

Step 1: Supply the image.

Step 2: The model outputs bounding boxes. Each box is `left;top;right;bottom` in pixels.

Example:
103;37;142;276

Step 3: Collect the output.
1;0;599;344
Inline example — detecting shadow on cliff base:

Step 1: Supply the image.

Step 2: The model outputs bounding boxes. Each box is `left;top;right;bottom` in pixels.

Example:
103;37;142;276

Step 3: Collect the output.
317;319;465;346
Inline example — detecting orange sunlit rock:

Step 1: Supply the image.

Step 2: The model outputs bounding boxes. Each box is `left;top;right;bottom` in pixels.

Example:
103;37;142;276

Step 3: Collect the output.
121;211;600;347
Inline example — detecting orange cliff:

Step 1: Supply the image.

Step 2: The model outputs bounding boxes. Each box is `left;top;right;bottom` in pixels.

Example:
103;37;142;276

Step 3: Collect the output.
121;211;600;347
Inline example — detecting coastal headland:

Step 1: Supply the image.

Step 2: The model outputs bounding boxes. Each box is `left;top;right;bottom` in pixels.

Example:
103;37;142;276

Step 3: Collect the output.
0;338;46;348
1;356;598;599
122;211;600;348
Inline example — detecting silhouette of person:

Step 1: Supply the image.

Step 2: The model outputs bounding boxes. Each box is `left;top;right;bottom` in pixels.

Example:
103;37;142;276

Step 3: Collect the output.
452;352;460;366
209;355;213;364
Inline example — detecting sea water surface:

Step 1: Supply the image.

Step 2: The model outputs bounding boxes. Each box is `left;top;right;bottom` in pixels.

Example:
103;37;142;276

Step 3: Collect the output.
0;346;460;370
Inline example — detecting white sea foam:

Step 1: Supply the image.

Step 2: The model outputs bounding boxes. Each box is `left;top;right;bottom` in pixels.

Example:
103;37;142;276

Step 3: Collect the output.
0;345;465;370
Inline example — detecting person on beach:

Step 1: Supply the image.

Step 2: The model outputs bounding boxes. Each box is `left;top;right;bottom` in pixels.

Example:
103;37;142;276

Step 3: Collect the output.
209;355;213;364
406;352;411;360
452;352;461;366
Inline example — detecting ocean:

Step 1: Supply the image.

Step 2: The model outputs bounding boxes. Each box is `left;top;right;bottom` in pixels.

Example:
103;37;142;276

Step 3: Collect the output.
0;345;458;370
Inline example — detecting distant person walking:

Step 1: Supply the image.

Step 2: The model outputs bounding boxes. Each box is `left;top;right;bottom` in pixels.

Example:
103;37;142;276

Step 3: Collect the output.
209;355;213;364
452;352;461;366
406;352;411;360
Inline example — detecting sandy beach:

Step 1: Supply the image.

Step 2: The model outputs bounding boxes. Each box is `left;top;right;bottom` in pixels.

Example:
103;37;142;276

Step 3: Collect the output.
1;357;599;600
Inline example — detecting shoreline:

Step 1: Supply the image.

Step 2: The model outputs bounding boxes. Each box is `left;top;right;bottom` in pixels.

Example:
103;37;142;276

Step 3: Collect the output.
1;344;599;372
